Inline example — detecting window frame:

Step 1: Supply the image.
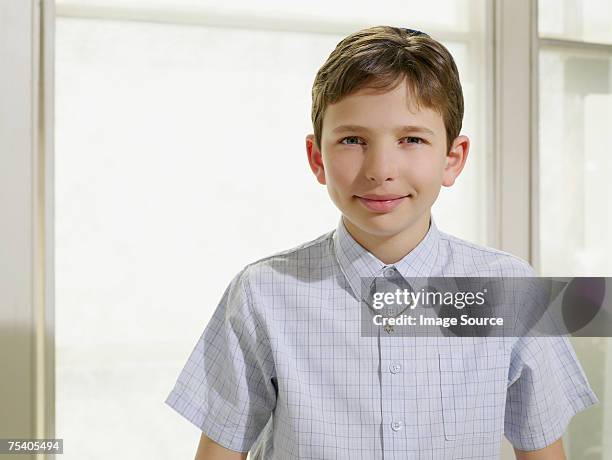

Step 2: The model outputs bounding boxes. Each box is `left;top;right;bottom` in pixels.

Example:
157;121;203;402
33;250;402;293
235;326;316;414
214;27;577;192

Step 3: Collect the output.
0;0;55;451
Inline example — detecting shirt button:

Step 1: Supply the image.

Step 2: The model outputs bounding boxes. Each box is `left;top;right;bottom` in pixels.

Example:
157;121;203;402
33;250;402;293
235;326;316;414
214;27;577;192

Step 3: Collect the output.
389;362;402;374
391;420;403;431
383;266;396;278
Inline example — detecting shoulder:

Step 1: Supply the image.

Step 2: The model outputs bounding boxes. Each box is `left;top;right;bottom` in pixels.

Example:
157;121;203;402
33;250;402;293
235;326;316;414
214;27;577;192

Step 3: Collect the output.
437;230;537;277
220;229;335;319
238;229;336;284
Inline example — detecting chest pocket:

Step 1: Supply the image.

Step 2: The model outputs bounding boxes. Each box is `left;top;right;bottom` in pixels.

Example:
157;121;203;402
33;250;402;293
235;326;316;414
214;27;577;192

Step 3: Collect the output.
438;346;508;441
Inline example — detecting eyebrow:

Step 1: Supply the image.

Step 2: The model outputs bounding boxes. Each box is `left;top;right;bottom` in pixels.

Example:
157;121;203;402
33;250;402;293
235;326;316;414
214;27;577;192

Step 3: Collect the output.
331;125;435;136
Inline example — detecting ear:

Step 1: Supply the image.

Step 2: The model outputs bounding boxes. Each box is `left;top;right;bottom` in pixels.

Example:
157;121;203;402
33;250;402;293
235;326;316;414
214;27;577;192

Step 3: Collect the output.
306;134;326;185
442;135;470;187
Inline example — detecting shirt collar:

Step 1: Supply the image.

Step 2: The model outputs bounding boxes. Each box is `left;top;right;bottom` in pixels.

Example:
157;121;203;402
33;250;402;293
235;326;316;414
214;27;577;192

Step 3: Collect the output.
332;214;440;299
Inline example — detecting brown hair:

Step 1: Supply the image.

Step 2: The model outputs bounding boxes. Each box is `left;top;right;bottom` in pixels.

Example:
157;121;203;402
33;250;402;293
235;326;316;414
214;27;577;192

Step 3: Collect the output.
310;25;464;154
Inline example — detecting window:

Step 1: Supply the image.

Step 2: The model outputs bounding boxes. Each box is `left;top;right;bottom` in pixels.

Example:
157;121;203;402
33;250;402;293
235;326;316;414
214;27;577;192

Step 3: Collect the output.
539;0;612;45
538;0;612;457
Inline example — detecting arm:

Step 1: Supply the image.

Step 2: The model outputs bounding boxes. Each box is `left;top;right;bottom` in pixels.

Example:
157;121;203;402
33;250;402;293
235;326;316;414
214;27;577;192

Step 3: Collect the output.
195;433;248;460
514;437;566;460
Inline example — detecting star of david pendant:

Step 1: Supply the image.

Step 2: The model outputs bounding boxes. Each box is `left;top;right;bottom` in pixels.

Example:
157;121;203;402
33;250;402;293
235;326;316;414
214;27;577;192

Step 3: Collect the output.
384;324;394;334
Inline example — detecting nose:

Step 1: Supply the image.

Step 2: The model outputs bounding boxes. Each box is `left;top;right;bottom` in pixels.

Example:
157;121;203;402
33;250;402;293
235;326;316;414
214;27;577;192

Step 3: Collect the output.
362;147;399;184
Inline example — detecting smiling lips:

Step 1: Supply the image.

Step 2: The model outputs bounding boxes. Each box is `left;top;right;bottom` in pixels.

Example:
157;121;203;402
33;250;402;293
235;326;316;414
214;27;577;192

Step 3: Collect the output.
356;193;410;213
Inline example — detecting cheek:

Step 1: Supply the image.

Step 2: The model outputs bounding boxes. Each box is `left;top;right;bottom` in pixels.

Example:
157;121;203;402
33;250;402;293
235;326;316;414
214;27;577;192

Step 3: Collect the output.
324;153;360;185
402;156;445;186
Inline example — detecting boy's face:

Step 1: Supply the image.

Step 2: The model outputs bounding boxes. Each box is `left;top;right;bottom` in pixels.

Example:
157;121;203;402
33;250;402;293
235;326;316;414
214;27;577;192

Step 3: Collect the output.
306;78;469;244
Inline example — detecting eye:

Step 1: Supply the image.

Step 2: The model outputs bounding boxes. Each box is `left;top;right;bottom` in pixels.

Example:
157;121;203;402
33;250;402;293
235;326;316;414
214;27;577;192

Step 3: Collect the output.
338;136;426;146
339;136;364;145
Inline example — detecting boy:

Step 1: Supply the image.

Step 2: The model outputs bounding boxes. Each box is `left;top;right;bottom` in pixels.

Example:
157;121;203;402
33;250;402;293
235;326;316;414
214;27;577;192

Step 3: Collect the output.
165;26;598;459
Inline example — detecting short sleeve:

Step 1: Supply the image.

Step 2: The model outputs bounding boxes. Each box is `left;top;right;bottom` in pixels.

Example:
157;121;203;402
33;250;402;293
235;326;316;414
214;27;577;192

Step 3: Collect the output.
165;267;277;452
504;335;599;451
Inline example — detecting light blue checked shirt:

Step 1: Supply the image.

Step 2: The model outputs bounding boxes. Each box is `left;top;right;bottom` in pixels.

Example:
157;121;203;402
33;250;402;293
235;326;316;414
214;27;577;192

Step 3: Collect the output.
165;215;599;459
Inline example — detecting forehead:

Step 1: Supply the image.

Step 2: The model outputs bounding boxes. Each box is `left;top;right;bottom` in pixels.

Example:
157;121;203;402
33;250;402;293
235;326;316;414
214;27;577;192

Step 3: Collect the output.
323;79;444;135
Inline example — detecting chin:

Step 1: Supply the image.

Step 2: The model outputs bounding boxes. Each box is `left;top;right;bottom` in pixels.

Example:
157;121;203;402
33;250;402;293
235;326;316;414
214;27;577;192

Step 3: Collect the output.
350;212;412;235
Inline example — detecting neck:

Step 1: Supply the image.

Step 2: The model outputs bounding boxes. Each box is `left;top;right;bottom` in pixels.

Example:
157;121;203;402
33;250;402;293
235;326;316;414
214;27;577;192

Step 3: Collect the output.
343;212;431;265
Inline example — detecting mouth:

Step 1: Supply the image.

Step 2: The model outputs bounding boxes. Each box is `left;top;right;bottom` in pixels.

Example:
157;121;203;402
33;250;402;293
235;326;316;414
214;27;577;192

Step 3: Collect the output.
355;194;411;213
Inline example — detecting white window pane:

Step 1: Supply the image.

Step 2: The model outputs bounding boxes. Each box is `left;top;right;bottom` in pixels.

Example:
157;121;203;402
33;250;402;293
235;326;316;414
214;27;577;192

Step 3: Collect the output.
55;12;487;459
57;0;473;32
539;0;612;45
538;48;612;459
538;48;612;277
